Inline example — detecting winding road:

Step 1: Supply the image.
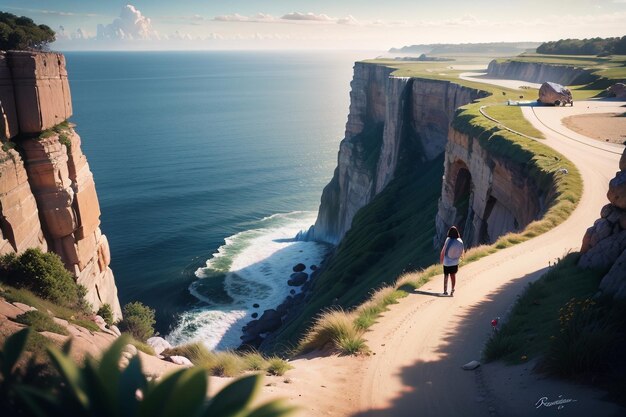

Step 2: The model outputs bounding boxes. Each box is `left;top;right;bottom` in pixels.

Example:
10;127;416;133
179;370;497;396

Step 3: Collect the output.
259;77;626;417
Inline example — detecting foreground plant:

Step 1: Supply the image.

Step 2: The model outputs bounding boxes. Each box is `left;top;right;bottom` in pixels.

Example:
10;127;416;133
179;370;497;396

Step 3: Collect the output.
0;329;297;417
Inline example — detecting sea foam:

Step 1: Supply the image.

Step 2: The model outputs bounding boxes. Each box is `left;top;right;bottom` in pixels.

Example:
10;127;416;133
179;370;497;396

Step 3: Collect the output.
166;211;327;350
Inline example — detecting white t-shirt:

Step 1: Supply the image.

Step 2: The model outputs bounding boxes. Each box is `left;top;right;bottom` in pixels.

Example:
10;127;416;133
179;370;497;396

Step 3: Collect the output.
443;237;464;266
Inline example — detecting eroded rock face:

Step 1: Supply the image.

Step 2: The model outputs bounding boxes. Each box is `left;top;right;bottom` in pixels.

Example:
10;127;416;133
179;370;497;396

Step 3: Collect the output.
21;129;121;319
435;129;544;247
580;148;626;299
0;149;47;255
486;59;595;85
304;62;486;244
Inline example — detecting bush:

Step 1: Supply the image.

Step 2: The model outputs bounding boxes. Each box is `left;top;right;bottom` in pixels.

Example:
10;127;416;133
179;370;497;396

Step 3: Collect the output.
0;249;83;310
118;301;155;342
96;304;114;326
297;309;364;354
13;310;68;336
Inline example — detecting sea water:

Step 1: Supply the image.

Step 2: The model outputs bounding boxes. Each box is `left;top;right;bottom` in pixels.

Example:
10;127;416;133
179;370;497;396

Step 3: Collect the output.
66;51;369;349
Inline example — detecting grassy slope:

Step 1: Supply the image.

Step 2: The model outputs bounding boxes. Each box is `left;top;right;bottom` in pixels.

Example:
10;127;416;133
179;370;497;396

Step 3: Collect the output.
268;143;444;352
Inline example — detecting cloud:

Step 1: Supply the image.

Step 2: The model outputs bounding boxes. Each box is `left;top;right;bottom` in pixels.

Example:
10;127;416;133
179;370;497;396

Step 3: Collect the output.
213;13;277;23
56;26;91;40
96;4;159;41
336;15;359;25
1;6;102;18
280;12;334;22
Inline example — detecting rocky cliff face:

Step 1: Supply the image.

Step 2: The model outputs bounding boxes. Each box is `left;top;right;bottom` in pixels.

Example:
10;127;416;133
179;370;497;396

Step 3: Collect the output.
0;51;121;319
435;129;544;247
486;59;595;85
579;148;626;298
304;63;487;244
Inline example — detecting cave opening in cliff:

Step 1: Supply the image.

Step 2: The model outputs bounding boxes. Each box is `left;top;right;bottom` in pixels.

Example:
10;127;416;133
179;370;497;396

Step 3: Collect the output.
452;164;472;238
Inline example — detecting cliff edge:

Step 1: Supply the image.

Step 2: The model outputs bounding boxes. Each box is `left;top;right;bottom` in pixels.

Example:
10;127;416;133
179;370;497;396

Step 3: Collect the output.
0;51;121;319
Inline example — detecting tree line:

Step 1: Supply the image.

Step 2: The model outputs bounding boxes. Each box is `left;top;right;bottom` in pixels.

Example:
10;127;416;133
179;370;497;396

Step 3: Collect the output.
0;12;55;51
537;36;626;56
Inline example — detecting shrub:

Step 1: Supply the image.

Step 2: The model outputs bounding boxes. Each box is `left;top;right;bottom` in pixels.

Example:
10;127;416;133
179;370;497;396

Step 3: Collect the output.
243;352;268;371
266;357;293;376
297;309;363;354
118;301;155;342
96;303;114;326
0;329;297;417
0;249;83;310
13;310;68;336
208;351;246;377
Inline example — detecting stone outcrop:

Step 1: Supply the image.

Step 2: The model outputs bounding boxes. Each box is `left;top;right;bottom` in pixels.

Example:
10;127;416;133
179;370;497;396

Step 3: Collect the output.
580;147;626;298
302;62;486;244
0;51;120;319
435;129;545;247
486;59;595;86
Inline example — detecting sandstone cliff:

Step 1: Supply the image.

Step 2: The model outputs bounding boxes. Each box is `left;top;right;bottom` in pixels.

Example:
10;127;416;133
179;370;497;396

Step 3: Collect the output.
486;59;595;85
0;51;121;319
579;148;626;298
304;62;487;244
434;128;545;247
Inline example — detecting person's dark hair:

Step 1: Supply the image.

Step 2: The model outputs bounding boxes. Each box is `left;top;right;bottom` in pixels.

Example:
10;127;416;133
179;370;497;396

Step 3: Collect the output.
447;226;460;239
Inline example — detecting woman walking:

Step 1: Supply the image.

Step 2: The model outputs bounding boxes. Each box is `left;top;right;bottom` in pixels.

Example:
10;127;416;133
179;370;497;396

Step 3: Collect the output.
439;226;464;296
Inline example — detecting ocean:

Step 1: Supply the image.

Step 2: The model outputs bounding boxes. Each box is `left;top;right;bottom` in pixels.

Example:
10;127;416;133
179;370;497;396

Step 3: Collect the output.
65;51;369;349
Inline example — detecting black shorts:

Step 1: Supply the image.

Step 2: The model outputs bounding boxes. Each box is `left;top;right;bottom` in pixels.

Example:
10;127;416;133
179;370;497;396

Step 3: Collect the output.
443;265;458;275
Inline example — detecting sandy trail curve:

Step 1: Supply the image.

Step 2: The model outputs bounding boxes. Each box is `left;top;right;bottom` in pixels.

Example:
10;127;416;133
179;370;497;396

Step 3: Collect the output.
256;89;625;415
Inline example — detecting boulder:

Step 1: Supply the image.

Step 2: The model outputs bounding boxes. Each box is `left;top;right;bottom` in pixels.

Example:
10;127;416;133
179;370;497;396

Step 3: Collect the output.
608;171;626;210
599;248;626;298
589;218;613;247
92;315;107;330
12;302;37;313
292;263;306;272
147;337;172;355
251;312;258;319
110;325;122;337
253;303;259;308
608;83;626;99
288;272;308;286
579;230;626;269
537;82;572;106
620;147;626;172
168;355;193;367
310;264;318;271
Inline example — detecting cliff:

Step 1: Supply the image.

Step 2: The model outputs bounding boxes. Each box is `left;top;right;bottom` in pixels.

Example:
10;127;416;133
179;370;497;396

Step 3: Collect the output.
579;148;626;298
0;51;121;319
434;128;544;247
486;59;596;85
304;62;487;245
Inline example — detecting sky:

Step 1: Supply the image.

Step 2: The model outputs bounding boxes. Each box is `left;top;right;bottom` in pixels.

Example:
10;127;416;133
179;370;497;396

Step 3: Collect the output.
1;0;625;51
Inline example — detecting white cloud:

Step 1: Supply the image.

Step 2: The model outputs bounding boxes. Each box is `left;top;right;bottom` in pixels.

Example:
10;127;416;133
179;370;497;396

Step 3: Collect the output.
337;15;359;25
280;12;334;22
96;4;159;41
213;13;277;23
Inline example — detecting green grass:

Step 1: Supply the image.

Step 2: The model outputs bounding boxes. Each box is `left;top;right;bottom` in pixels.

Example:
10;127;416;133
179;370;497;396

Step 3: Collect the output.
162;342;293;377
14;310;68;336
38;120;71;140
266;357;293;376
483;253;604;364
129;338;156;356
296;309;366;355
482;105;545;139
1;285;99;333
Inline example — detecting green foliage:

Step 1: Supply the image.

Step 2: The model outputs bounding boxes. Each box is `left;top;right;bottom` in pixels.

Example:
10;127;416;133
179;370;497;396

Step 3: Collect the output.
0;249;84;310
0;329;297;417
58;134;71;151
484;253;605;364
537;36;626;55
118;302;156;342
1;285;96;332
96;304;114;326
544;296;626;381
0;12;55;51
14;311;68;336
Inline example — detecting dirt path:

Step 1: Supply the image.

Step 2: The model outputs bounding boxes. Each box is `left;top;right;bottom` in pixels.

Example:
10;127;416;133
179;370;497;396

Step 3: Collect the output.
258;94;626;416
